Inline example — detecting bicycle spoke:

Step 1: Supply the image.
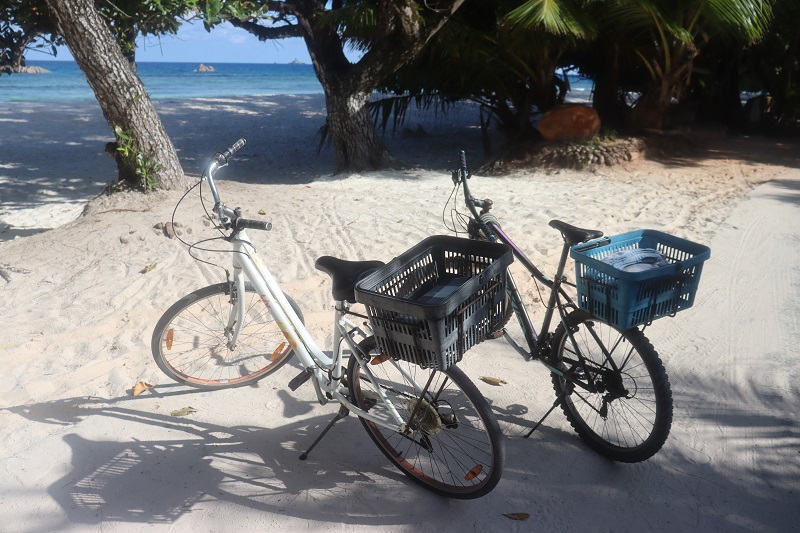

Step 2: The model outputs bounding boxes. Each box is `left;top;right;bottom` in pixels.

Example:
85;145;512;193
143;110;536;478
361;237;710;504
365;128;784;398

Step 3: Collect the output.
551;311;673;462
152;284;302;388
347;338;503;498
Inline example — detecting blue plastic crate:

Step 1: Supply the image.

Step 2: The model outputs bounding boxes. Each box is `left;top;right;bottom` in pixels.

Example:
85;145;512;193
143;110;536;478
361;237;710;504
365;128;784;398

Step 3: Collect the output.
571;230;710;330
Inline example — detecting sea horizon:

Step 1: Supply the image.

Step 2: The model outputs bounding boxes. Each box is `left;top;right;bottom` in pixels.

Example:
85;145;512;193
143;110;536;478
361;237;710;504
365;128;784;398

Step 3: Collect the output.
21;58;311;65
2;59;596;104
1;59;325;102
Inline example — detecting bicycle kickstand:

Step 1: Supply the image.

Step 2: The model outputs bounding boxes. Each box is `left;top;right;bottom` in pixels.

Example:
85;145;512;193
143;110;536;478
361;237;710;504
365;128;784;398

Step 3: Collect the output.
524;389;567;439
299;404;350;460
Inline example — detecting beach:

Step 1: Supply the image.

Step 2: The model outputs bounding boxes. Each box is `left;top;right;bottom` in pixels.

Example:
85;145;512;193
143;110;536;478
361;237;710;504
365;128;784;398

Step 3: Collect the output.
1;94;799;531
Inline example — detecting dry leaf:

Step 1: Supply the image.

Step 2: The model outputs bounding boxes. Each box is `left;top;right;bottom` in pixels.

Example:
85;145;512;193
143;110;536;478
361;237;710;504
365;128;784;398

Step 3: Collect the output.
132;381;153;396
258;209;266;215
480;376;508;386
503;513;530;521
140;264;156;274
396;219;404;223
170;406;198;417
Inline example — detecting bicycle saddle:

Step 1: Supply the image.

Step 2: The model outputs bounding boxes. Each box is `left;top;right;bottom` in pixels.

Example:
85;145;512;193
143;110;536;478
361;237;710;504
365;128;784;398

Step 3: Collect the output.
549;220;603;245
315;257;385;303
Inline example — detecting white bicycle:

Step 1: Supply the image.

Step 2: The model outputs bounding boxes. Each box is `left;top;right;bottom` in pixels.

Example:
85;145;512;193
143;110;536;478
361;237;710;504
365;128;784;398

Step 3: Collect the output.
151;139;505;498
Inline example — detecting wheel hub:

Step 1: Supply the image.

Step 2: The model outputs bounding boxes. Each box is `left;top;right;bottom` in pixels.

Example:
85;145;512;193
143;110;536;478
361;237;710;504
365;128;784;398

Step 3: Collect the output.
406;398;443;434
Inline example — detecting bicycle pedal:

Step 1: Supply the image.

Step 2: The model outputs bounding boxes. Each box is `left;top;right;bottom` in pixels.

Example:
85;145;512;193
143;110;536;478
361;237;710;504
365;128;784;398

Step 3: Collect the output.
288;368;313;391
486;330;504;340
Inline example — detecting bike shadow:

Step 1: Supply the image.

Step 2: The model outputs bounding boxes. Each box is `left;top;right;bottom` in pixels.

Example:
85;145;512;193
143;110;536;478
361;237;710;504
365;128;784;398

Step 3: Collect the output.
4;387;463;527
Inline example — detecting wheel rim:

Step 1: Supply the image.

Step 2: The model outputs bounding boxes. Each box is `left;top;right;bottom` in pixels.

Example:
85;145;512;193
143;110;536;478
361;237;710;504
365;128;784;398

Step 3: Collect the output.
351;356;497;495
558;319;662;452
158;289;290;386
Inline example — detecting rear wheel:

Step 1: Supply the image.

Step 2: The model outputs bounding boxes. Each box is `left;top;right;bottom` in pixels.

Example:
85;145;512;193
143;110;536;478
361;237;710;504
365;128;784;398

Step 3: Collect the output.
551;310;672;462
347;337;504;499
151;282;303;389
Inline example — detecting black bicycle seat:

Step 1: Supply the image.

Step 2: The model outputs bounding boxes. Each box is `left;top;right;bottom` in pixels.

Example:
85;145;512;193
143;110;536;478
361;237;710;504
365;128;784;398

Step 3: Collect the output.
549;220;604;245
315;256;385;303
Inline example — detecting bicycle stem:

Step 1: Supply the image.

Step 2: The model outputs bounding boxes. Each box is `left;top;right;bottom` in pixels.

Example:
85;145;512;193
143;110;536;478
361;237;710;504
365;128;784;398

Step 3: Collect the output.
203;138;247;227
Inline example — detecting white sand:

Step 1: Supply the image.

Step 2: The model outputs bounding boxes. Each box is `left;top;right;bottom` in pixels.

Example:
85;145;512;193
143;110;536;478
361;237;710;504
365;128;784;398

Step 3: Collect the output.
1;95;799;531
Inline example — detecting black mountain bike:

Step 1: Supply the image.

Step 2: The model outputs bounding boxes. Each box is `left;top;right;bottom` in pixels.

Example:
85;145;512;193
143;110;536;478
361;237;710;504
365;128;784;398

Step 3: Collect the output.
445;151;709;462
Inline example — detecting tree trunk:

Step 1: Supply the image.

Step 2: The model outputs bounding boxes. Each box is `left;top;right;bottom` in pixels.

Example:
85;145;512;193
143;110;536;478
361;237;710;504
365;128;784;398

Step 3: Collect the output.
44;0;186;190
630;80;670;131
592;41;625;129
300;24;403;172
291;0;464;172
776;34;800;119
324;85;401;172
10;35;33;70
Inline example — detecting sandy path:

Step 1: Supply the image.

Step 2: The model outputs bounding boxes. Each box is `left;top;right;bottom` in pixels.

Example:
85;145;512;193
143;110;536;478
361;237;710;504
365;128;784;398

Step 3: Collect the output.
1;95;799;531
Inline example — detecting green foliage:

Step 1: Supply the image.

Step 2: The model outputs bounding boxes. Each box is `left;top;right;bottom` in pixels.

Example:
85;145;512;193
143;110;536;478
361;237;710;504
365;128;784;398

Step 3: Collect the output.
506;0;597;37
622;0;772;83
198;0;269;28
740;0;800;118
114;126;162;191
1;0;61;73
2;0;198;69
379;1;596;143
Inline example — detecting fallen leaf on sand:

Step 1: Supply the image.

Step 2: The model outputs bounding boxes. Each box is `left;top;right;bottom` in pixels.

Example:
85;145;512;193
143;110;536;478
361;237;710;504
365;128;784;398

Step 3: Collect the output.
140;264;156;274
258;209;266;215
503;513;530;521
480;376;508;386
132;381;153;396
170;407;198;417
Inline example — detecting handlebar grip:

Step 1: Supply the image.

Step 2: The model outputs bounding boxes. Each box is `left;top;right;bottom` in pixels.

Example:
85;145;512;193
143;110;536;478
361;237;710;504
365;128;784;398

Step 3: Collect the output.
459;150;467;172
220;138;247;161
236;218;272;232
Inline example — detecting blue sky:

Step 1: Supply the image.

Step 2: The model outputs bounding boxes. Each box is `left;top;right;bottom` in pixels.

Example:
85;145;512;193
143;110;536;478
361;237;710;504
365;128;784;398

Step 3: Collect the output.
54;21;313;64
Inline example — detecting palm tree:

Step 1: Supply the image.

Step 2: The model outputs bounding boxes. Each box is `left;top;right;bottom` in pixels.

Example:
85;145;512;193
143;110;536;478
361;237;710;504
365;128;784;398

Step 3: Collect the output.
375;0;595;148
742;0;800;122
608;0;774;130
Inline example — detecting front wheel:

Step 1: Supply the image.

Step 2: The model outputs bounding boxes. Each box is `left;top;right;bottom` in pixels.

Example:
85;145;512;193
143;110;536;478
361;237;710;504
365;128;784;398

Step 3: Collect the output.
551;310;673;462
347;337;504;499
151;282;303;389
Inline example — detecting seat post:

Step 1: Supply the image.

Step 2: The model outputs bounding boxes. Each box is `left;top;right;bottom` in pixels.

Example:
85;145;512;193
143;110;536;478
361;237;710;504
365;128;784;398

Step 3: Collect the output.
540;240;573;336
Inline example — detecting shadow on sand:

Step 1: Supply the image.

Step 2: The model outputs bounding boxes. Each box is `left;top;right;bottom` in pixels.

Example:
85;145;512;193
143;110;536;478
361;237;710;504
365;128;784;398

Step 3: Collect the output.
3;371;797;530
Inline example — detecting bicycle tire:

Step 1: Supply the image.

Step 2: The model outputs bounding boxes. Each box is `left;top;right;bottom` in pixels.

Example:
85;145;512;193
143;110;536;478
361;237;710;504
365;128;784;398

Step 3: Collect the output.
347;337;504;499
550;310;672;462
151;282;303;389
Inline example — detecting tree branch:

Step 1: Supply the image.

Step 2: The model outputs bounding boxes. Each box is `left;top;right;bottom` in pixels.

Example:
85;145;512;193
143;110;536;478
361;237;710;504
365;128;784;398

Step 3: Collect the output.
228;18;302;41
354;0;465;90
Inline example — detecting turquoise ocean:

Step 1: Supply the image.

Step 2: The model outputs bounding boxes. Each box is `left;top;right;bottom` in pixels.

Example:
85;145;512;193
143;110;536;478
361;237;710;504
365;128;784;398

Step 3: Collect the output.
1;60;594;103
0;60;324;102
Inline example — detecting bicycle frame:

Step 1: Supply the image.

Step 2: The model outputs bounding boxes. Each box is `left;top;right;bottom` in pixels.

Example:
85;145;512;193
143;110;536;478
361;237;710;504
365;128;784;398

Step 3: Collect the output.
452;157;590;379
202;151;426;436
486;223;582;375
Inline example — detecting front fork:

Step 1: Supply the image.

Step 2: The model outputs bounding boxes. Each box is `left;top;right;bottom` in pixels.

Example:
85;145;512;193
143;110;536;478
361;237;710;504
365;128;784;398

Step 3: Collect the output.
225;268;248;350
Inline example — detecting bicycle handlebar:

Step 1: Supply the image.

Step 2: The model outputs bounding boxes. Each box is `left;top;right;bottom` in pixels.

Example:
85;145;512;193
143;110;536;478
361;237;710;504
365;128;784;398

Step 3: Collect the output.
201;138;248;228
236;218;273;232
454;150;497;241
220;138;247;162
200;138;271;233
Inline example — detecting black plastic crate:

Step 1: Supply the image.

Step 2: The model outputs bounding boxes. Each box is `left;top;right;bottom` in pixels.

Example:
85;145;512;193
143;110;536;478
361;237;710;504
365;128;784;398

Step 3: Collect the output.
355;235;513;370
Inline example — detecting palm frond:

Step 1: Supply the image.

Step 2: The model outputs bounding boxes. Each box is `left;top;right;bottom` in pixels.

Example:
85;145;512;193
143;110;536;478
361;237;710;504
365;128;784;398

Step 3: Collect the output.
506;0;594;37
706;0;773;41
